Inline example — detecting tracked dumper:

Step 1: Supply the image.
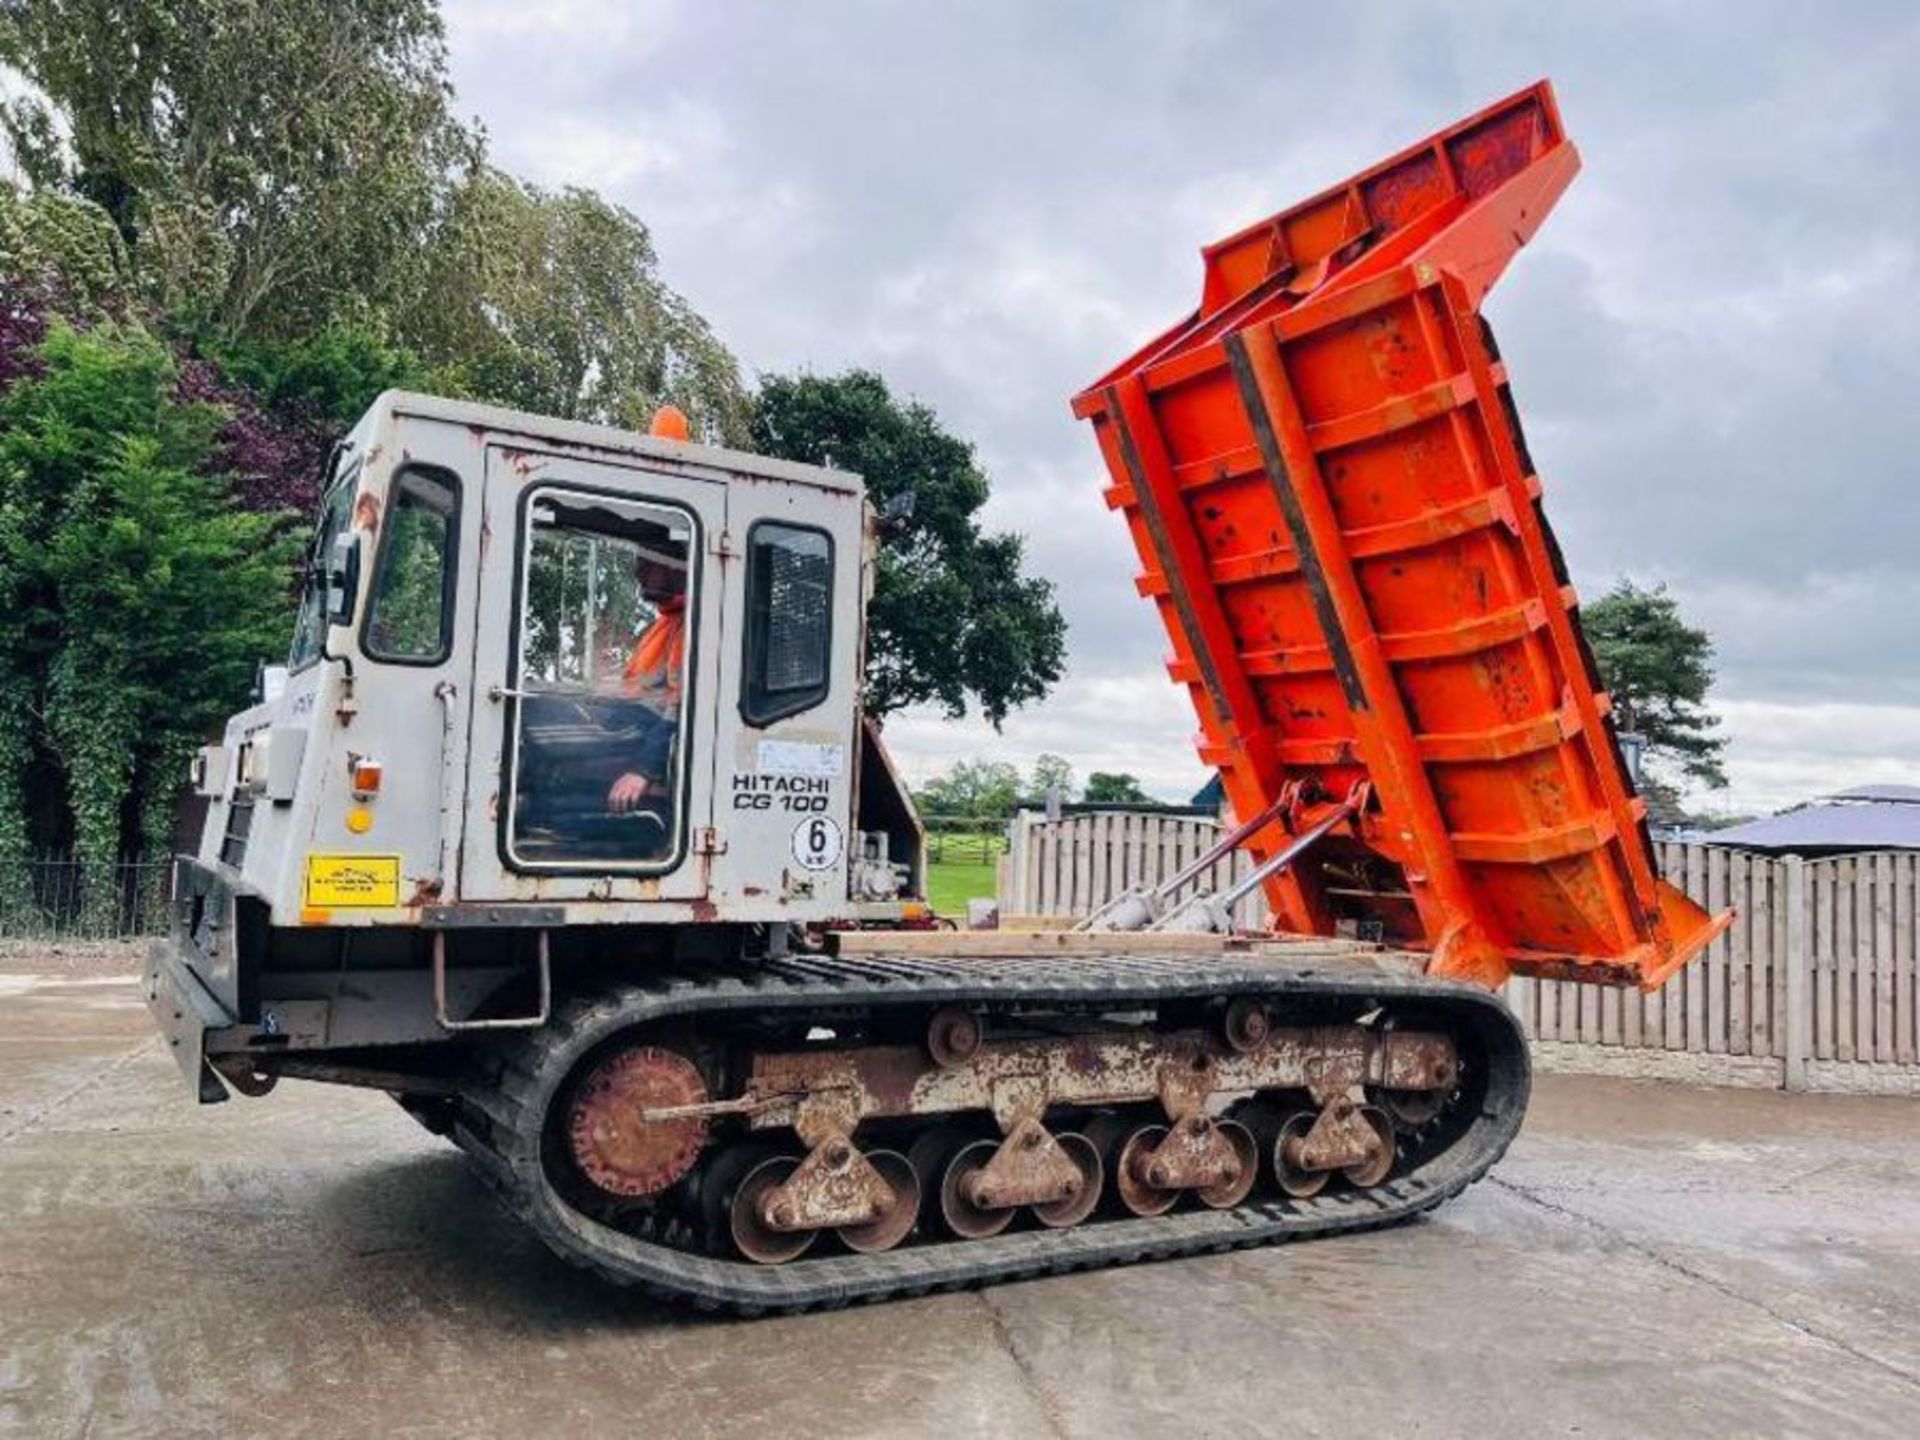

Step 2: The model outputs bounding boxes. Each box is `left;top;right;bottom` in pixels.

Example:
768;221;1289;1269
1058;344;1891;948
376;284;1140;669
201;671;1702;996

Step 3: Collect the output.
147;81;1726;1312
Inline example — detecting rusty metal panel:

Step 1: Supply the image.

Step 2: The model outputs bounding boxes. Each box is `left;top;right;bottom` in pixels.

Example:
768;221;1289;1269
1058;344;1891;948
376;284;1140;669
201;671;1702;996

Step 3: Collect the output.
745;1023;1455;1131
1073;81;1728;990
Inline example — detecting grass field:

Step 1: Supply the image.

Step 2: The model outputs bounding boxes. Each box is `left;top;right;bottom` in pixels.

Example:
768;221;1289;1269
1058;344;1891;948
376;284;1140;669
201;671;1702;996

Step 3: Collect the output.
923;828;1005;918
925;859;998;918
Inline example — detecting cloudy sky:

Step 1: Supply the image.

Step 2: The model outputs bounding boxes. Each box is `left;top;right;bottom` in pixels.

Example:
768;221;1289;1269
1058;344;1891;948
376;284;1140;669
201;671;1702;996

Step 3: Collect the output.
444;0;1920;815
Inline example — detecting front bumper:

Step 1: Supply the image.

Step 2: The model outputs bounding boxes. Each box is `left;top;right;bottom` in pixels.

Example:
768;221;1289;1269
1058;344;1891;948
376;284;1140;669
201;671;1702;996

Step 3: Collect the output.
144;936;236;1103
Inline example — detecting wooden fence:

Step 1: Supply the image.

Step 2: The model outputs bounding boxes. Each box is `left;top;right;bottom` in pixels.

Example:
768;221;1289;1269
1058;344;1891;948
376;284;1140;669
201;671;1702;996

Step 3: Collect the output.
1001;813;1920;1095
1002;811;1277;932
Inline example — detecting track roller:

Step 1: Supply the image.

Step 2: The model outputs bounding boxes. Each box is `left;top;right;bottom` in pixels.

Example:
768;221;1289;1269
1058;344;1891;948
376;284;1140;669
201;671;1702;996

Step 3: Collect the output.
1273;1099;1399;1195
728;1153;816;1264
1272;1112;1330;1198
1114;1124;1179;1217
1031;1133;1103;1228
1114;1114;1258;1214
1341;1108;1397;1188
836;1150;920;1254
1195;1119;1259;1209
939;1139;1016;1239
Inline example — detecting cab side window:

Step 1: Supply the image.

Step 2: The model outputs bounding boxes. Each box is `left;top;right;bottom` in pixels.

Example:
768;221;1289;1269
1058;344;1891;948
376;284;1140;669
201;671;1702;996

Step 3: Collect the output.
364;467;458;664
742;522;833;725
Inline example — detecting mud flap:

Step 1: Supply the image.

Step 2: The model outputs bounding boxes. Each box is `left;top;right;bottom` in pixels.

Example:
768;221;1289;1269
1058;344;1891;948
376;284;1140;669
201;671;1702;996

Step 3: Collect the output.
145;940;235;1103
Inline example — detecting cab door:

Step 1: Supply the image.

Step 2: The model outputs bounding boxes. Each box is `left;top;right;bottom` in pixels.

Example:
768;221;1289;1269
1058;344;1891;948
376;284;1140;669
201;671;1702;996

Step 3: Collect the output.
457;444;726;903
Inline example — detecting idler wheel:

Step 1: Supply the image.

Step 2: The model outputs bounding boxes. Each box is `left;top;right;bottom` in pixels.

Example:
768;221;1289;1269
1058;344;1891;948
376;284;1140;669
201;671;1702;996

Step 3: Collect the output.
566;1045;708;1198
1114;1124;1179;1217
1273;1112;1330;1200
1378;1087;1446;1130
1031;1132;1103;1229
729;1154;816;1265
836;1149;921;1254
939;1139;1015;1239
1196;1119;1259;1210
1342;1106;1397;1189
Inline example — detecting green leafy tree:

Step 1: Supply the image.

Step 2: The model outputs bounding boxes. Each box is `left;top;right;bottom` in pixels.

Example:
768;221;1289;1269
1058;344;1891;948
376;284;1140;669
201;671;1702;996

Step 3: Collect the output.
0;180;131;316
1;4;749;436
1027;753;1077;804
751;371;1065;724
916;759;1023;820
0;321;296;915
197;323;434;428
0;0;480;337
1084;772;1152;805
405;169;749;439
1584;579;1727;792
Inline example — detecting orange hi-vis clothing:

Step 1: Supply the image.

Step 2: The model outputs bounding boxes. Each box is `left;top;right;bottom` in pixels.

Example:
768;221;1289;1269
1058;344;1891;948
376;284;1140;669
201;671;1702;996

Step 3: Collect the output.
622;601;685;706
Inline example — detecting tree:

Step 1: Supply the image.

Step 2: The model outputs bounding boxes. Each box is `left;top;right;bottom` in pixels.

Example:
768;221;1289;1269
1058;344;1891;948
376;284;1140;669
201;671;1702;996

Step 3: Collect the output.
0;0;480;337
0;180;132;319
1027;753;1077;804
751;371;1065;724
0;320;296;907
0;6;751;436
1584;579;1727;790
916;759;1023;820
198;322;433;429
176;322;437;518
403;169;749;440
1085;772;1152;805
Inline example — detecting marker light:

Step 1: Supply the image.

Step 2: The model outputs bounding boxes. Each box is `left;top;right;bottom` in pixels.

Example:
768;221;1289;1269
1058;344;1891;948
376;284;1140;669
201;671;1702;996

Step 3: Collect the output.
350;758;383;798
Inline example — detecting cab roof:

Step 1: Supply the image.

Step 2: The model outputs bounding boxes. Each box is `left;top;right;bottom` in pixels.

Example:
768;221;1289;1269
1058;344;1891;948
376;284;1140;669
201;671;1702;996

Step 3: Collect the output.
359;390;866;499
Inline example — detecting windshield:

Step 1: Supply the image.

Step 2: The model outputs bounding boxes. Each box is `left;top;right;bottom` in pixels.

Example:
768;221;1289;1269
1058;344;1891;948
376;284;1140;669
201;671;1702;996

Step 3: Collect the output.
288;468;358;671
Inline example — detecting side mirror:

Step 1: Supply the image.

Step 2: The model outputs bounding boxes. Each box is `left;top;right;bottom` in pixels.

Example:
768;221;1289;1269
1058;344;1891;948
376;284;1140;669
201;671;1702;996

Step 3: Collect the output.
252;662;289;705
323;530;361;626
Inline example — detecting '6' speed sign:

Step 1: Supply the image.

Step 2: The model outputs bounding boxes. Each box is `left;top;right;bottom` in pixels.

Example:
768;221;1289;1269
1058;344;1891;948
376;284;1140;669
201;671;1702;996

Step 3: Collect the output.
790;816;843;871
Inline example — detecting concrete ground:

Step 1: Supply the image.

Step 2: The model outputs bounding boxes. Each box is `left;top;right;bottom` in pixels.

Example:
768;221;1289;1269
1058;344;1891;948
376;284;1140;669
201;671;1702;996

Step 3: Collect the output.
2;955;1918;1439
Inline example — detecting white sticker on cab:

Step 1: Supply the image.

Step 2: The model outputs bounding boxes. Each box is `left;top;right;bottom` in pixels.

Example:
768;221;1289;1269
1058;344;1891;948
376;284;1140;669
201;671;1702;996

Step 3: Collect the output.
757;740;845;779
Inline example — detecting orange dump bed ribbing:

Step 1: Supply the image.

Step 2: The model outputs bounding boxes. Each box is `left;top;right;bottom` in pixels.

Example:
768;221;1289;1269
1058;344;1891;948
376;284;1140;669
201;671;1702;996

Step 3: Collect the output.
1072;81;1727;990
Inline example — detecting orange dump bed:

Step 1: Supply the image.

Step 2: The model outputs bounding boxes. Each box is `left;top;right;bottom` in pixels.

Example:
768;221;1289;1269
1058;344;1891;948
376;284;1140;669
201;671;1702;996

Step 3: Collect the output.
1073;81;1727;990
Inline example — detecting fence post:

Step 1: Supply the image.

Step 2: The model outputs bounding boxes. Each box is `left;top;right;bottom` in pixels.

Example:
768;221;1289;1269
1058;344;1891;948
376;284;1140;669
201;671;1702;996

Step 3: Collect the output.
1784;852;1810;1093
1001;812;1029;914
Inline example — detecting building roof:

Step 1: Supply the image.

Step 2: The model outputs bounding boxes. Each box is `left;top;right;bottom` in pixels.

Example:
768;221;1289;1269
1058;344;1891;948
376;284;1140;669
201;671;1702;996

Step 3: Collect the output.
1828;783;1920;805
1707;785;1920;853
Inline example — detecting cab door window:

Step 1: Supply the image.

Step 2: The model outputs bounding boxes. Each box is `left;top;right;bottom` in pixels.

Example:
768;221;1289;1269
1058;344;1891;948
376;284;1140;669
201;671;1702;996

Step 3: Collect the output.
507;487;696;870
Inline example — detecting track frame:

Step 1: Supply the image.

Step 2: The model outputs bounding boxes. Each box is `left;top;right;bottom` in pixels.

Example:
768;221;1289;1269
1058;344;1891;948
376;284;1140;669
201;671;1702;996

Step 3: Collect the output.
450;948;1529;1313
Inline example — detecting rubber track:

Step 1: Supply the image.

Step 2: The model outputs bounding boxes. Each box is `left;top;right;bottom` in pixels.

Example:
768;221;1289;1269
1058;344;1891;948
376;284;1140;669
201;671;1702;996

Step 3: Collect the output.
450;949;1530;1313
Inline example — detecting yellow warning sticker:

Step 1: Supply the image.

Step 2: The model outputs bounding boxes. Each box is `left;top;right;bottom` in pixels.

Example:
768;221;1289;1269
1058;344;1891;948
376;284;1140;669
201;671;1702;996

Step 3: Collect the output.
304;853;402;908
